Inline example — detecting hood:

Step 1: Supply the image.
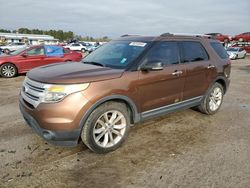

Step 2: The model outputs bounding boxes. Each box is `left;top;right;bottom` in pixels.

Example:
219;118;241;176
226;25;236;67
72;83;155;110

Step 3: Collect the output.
27;62;124;84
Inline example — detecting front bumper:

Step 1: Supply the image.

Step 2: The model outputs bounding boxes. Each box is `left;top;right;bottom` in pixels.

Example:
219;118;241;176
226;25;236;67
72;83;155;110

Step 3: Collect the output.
20;103;80;146
19;91;92;146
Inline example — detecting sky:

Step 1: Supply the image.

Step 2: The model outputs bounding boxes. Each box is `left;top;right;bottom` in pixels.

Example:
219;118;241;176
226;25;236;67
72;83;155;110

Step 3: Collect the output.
0;0;249;38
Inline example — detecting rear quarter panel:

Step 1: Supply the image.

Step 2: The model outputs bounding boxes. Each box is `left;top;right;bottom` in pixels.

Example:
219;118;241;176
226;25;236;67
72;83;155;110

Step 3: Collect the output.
64;52;82;62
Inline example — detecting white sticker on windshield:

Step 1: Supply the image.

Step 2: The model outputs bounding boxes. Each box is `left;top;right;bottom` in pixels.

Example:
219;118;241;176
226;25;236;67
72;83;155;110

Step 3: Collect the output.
129;42;147;47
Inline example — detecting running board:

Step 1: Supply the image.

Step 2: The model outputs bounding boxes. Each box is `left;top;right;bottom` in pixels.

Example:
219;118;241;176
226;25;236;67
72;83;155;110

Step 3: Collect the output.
141;96;203;121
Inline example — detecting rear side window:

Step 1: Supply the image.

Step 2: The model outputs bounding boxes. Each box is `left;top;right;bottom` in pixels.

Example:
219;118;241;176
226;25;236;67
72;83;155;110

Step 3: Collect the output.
210;42;228;59
181;41;209;62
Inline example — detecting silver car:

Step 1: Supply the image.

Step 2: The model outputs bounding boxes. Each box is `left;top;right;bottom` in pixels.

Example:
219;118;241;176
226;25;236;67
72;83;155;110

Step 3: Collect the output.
226;47;247;60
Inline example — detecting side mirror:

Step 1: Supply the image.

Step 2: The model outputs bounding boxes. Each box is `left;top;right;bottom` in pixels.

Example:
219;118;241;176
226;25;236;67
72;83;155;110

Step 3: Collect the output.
140;62;164;71
21;53;27;57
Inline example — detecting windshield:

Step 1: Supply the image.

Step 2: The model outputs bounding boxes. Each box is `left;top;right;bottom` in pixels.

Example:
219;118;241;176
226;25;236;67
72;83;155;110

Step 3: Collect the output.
10;47;27;55
82;41;149;69
227;48;239;52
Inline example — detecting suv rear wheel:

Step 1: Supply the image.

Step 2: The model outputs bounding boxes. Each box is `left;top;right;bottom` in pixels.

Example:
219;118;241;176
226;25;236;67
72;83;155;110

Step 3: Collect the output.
81;102;130;153
198;82;224;115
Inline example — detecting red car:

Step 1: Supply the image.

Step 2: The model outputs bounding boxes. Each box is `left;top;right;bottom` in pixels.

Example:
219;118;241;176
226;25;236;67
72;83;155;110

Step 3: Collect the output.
232;32;250;42
205;33;230;43
231;42;250;53
0;45;82;78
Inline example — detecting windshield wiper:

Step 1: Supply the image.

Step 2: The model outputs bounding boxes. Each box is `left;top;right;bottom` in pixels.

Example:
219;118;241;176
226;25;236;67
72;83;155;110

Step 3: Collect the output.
83;61;105;67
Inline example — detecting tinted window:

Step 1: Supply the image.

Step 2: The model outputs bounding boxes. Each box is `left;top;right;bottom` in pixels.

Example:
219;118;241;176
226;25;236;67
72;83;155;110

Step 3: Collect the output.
210;42;228;59
181;42;208;62
27;47;45;56
227;47;238;52
72;44;80;46
144;42;179;65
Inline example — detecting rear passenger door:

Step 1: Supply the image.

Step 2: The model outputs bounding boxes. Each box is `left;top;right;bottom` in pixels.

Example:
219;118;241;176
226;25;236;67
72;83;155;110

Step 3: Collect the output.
180;41;217;100
138;41;186;112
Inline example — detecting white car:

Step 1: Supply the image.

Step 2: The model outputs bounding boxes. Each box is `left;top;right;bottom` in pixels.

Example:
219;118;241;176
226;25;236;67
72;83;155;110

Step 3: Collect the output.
63;43;87;52
226;47;247;60
1;42;28;52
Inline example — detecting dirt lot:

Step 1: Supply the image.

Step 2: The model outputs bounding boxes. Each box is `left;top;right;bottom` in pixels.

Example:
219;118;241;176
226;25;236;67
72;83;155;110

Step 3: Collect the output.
0;58;250;188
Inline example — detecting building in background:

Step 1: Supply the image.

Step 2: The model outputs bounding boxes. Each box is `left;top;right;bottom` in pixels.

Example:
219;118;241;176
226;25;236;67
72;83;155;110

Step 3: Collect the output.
0;33;59;45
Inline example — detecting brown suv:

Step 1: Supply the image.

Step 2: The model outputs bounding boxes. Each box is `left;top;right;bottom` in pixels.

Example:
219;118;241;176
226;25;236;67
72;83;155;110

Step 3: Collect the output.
19;33;231;153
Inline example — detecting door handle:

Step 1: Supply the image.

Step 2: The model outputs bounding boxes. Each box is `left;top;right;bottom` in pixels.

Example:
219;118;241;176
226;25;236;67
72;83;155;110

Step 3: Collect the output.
172;70;183;76
207;65;215;69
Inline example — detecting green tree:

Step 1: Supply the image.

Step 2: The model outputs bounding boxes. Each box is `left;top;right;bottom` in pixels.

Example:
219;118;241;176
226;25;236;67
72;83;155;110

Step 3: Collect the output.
0;29;11;33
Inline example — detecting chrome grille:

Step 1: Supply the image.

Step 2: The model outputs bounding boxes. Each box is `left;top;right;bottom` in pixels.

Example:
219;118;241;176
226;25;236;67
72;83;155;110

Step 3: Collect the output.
21;77;46;108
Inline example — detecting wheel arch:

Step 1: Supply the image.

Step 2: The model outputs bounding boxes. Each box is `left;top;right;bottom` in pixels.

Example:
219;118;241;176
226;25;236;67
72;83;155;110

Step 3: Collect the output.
213;76;228;94
79;95;140;129
77;95;140;142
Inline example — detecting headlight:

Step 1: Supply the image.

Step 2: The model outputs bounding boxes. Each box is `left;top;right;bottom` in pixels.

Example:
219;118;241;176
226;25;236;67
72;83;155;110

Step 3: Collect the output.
41;83;89;103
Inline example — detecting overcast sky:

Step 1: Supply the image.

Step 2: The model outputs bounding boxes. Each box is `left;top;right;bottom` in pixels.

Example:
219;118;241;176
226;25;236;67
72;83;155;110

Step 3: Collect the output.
0;0;249;38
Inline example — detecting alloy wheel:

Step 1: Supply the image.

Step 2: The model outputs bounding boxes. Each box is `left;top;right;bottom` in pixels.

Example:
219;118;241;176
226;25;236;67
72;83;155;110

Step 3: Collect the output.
93;110;126;148
209;87;223;111
1;65;16;77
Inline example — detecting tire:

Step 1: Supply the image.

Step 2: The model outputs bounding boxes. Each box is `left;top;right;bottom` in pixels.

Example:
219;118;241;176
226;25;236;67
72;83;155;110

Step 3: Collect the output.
81;102;130;153
0;63;18;78
198;83;224;115
81;48;85;53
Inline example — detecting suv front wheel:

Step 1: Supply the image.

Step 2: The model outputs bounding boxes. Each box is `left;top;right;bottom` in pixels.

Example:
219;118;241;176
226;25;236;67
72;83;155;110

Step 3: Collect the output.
81;102;130;153
198;82;224;115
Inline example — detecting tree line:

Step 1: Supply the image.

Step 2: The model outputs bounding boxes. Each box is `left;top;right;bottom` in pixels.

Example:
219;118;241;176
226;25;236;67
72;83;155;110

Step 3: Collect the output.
0;28;110;42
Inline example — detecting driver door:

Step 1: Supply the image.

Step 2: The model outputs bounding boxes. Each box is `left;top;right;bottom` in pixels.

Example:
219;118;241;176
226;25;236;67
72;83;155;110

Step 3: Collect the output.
138;41;186;113
19;46;46;72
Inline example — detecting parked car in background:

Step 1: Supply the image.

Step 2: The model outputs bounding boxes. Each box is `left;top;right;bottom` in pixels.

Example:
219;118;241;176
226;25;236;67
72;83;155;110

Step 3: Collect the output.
226;47;246;60
0;45;82;78
85;43;101;53
1;42;28;52
231;42;250;53
64;43;87;52
232;32;250;42
205;33;230;43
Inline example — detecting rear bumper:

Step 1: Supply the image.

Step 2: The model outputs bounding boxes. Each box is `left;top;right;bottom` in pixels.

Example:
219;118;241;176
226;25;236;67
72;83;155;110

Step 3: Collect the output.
19;98;81;146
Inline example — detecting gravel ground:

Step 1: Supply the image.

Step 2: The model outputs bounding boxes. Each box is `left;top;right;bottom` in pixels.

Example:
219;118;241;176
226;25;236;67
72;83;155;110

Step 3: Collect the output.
0;57;250;188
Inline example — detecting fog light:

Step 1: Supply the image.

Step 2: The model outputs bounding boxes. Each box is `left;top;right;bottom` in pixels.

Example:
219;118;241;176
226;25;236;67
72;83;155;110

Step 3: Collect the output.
42;131;54;140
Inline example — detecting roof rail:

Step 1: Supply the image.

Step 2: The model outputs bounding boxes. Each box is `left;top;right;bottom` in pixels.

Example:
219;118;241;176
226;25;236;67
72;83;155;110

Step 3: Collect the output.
172;33;212;38
120;34;140;37
160;33;174;37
